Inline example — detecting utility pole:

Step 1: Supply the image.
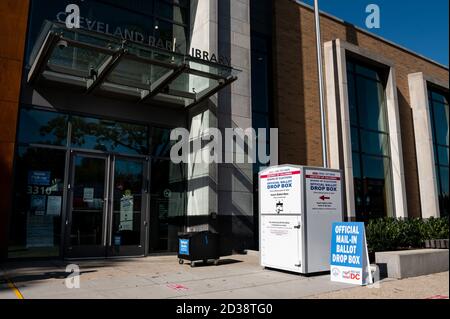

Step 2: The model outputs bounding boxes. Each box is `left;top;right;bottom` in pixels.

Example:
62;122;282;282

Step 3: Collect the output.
314;0;328;168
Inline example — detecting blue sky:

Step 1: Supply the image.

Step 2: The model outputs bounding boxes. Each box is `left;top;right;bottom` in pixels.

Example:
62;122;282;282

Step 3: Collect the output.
301;0;449;66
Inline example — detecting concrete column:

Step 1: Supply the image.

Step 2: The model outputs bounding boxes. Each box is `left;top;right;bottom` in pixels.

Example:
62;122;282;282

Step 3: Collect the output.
217;0;254;253
408;72;441;218
324;40;356;219
186;103;218;231
186;0;219;231
385;68;408;218
190;0;218;54
187;0;254;252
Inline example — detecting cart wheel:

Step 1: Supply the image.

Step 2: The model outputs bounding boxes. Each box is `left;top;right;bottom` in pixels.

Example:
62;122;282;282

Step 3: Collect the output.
178;259;184;265
190;261;196;268
213;259;219;266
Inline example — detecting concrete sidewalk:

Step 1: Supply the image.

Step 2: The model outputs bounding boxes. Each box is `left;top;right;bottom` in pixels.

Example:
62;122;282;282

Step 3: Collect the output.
0;253;448;299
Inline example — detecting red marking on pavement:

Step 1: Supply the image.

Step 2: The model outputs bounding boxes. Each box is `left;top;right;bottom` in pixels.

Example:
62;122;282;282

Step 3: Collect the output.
167;283;189;291
426;295;448;299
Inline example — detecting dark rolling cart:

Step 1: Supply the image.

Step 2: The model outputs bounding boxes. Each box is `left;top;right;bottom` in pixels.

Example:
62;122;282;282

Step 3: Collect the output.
177;231;220;267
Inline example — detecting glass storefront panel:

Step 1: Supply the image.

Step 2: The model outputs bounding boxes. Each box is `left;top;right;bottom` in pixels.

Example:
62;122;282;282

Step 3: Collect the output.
111;158;144;246
71;116;148;155
18;108;69;146
149;127;175;158
70;155;106;246
9;147;66;258
149;159;186;252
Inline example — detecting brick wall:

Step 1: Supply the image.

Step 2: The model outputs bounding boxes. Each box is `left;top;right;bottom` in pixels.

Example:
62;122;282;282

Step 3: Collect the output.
0;0;29;258
273;0;449;218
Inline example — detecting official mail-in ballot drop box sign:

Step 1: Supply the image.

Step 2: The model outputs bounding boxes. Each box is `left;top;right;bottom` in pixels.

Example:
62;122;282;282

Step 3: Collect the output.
259;165;343;274
330;222;372;285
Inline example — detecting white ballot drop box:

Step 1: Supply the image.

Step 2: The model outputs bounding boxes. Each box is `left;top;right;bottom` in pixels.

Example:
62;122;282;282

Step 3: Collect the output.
259;165;343;274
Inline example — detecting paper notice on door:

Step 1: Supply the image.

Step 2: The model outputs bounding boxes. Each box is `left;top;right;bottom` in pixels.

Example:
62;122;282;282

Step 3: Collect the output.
83;188;94;202
120;195;134;231
30;195;46;216
46;196;62;216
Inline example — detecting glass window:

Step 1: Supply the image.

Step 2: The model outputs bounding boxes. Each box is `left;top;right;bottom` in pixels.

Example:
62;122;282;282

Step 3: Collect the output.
347;74;358;125
347;59;394;220
351;127;359;152
155;20;188;54
355;64;381;81
251;33;272;167
18;108;69;146
437;165;449;216
352;152;361;179
355;76;388;133
437;146;449;165
346;60;355;73
432;91;449;104
431;101;449;146
428;87;449;216
362;155;390;180
360;131;390;156
251;49;270;114
71;116;148;155
9;147;66;258
149;127;175;158
156;2;188;25
26;0;190;67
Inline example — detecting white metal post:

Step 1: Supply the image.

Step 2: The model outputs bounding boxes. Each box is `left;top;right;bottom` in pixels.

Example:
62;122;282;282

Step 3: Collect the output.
314;0;328;168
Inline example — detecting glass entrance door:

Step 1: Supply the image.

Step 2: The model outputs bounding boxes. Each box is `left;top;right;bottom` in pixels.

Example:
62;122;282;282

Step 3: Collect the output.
65;152;148;258
66;153;108;258
108;157;148;257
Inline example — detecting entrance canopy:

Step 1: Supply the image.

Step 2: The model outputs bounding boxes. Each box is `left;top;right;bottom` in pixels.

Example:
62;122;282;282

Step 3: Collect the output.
28;22;239;108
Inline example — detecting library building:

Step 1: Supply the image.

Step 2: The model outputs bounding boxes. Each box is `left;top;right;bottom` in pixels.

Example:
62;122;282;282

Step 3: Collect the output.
0;0;447;260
